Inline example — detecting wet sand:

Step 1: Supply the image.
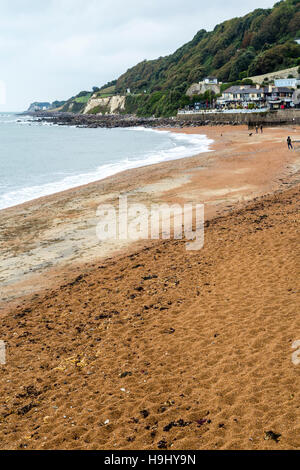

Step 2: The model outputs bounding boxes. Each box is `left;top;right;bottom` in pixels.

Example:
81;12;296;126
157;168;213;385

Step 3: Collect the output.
1;125;299;309
0;125;299;449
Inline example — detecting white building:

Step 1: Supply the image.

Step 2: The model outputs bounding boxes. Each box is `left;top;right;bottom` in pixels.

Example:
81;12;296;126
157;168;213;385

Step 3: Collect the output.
186;77;221;97
274;78;300;88
203;77;218;85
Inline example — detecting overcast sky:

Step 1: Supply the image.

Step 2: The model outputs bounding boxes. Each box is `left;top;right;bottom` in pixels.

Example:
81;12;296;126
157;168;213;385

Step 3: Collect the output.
0;0;276;111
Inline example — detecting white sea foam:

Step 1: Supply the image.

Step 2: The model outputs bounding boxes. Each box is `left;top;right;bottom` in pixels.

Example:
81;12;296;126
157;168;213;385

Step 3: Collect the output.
0;126;213;210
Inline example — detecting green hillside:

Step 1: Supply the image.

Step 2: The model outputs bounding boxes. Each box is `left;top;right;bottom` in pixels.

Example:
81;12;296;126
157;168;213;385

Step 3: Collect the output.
59;91;93;113
57;0;300;117
115;0;300;115
117;0;300;92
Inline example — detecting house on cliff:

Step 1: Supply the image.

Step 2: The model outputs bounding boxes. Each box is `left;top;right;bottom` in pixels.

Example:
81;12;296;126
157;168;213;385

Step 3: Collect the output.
186;77;221;97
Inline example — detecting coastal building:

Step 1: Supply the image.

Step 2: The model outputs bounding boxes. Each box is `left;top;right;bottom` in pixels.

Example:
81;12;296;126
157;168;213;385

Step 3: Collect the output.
264;85;294;109
186;77;221;97
217;84;265;107
217;84;294;109
203;77;218;85
292;89;300;108
274;78;300;88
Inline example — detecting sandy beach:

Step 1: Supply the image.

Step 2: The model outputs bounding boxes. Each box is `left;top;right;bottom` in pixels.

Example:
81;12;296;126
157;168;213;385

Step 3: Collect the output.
0;124;299;450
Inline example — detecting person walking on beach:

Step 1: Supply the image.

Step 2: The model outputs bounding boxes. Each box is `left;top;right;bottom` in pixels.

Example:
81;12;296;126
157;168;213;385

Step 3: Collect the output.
260;125;263;133
287;136;293;150
255;125;258;134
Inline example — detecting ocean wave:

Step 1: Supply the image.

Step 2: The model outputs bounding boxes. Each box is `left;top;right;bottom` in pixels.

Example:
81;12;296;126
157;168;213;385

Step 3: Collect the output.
0;117;38;125
0;114;55;126
0;127;213;210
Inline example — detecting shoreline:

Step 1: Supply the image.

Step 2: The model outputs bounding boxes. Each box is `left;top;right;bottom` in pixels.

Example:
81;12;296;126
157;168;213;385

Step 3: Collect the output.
1;124;300;311
1;121;299;215
26;108;300;128
0;125;213;213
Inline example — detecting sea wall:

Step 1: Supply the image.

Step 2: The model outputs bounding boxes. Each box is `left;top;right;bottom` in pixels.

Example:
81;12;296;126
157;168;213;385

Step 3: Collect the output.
31;109;300;129
178;109;300;126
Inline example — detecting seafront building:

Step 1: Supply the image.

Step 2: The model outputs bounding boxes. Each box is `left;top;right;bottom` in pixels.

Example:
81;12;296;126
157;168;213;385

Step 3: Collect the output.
217;84;296;110
179;70;300;114
217;85;265;108
265;86;294;109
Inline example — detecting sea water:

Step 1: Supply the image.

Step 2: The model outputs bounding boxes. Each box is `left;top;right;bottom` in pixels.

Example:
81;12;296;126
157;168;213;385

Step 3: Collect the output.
0;113;213;210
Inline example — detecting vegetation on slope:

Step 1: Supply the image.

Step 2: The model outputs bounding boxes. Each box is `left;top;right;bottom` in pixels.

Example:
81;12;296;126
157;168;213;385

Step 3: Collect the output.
116;0;300;115
60;91;95;113
56;0;300;117
117;0;300;94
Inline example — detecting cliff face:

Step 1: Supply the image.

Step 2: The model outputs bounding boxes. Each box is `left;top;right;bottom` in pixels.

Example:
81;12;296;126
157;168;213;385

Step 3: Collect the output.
83;94;126;114
27;102;51;112
186;82;221;97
